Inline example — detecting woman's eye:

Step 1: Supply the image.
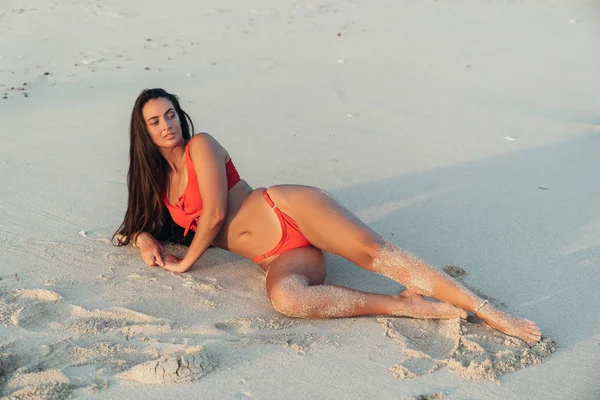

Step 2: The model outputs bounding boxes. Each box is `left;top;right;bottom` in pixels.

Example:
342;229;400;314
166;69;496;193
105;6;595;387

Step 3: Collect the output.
168;113;176;119
150;121;159;126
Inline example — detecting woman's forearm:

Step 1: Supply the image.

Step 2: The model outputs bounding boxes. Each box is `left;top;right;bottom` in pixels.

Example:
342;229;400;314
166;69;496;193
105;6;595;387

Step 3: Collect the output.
179;212;225;272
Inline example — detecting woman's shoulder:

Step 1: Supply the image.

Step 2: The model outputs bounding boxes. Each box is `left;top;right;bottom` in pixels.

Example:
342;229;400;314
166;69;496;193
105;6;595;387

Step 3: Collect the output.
188;133;228;159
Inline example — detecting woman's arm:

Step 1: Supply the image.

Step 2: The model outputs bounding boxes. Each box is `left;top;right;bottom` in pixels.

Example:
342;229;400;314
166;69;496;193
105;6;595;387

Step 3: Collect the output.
163;134;228;273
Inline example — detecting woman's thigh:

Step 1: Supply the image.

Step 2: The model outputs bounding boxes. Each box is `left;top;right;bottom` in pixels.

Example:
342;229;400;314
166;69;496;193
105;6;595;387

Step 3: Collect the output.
266;185;384;269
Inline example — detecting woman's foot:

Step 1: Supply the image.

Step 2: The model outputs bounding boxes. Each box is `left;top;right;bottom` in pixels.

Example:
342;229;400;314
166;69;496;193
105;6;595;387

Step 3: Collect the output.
476;303;541;345
392;290;468;319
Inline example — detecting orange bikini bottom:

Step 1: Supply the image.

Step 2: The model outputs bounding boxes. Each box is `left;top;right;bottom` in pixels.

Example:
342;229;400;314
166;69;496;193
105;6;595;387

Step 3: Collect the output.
252;190;312;263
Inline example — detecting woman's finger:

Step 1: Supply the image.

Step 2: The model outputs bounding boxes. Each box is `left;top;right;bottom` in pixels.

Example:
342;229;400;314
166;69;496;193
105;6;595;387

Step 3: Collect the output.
142;251;156;267
154;250;165;267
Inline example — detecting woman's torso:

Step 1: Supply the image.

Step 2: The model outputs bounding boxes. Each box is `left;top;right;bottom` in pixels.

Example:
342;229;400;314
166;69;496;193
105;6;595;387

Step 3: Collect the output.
185;181;285;263
165;140;284;262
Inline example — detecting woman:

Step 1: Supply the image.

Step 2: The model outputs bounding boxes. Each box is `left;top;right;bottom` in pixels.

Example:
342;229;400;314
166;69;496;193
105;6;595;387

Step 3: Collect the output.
114;88;541;345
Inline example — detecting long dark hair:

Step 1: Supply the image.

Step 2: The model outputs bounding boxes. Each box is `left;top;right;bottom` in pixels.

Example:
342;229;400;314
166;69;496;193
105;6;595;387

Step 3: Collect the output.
113;88;195;245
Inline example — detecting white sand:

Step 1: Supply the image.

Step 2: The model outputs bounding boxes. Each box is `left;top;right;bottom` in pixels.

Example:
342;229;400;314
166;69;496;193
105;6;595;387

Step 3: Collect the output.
1;0;599;398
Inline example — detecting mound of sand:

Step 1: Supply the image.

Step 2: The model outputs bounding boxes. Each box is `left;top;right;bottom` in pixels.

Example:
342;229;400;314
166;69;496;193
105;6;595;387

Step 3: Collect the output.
380;318;556;382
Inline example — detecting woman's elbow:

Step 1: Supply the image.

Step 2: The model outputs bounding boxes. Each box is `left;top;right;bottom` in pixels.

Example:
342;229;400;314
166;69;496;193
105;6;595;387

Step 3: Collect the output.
207;208;226;228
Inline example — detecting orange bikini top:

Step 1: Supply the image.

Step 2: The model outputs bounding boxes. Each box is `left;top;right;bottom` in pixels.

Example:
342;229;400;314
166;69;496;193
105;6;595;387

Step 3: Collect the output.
164;142;241;236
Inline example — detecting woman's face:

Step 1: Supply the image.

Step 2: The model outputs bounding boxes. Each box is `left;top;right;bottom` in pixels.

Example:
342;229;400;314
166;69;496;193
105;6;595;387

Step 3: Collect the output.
142;97;184;148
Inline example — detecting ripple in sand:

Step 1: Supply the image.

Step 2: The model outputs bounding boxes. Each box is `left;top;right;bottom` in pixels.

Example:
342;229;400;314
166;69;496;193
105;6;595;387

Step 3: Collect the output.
13;289;63;302
2;382;72;400
214;316;298;336
178;274;225;292
0;288;219;397
215;317;337;354
5;369;70;393
66;307;170;335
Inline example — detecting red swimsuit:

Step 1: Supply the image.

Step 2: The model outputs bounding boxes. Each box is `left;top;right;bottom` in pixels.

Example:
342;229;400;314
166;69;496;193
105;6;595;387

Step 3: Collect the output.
164;142;311;263
164;143;241;236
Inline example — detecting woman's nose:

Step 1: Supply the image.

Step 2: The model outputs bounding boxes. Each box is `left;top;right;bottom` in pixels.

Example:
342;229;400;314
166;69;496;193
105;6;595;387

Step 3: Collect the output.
162;118;171;130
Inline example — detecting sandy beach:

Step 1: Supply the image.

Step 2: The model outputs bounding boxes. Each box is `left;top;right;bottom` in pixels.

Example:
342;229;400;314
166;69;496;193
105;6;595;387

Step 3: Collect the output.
1;0;599;398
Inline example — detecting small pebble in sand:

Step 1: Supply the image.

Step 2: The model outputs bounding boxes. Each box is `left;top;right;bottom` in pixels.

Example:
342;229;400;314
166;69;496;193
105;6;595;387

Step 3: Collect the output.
186;72;192;77
505;136;516;141
78;230;87;237
337;59;345;63
568;19;577;24
443;265;467;278
414;393;446;400
38;345;52;357
347;113;354;118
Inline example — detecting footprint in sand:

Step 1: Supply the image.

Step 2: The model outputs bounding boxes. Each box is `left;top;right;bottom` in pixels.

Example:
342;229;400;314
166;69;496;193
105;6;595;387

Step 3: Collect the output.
12;302;79;332
379;317;556;382
1;289;73;331
382;318;460;378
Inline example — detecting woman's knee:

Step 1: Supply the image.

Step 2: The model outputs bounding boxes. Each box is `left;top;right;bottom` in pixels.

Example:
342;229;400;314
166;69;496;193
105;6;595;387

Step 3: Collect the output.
267;274;312;318
357;236;388;270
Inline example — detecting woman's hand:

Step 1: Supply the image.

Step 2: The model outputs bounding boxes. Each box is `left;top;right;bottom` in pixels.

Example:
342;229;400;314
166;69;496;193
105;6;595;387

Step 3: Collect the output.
161;254;186;273
137;233;165;267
